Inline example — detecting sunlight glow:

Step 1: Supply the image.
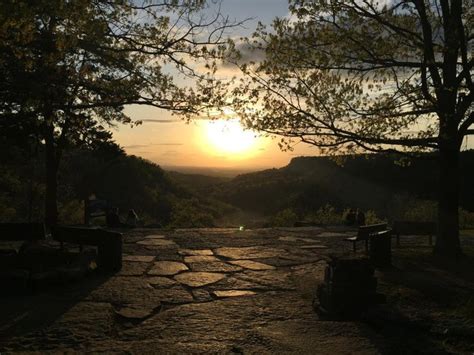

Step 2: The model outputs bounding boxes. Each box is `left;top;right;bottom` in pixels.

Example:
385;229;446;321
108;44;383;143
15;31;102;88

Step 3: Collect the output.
205;119;257;154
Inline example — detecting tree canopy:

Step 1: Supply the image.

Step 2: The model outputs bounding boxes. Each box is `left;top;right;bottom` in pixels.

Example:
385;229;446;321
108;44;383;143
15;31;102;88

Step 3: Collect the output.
0;0;237;224
231;0;472;154
229;0;473;257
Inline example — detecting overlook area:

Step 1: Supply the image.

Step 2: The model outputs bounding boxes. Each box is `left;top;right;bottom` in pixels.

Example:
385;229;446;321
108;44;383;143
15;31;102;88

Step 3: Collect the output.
1;227;474;353
1;0;473;353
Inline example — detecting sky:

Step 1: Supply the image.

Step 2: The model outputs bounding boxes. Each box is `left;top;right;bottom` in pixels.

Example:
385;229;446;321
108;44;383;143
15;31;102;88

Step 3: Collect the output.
113;1;474;170
113;0;321;170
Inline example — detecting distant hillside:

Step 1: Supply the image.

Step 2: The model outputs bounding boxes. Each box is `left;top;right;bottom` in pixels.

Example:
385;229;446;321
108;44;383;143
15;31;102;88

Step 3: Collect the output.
162;165;259;178
200;152;474;218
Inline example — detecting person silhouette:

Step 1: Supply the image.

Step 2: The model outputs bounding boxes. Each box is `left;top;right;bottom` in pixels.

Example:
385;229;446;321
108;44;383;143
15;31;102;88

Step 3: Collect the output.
346;209;356;226
356;209;366;226
126;209;139;227
106;207;122;227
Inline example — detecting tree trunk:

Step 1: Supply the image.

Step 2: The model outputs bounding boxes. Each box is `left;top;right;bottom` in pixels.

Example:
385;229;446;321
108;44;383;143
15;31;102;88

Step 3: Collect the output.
44;128;59;227
434;143;462;257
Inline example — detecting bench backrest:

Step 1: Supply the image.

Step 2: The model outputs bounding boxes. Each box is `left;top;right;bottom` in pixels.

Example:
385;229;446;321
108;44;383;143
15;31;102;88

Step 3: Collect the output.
52;226;121;246
357;223;388;239
393;221;436;235
0;223;46;241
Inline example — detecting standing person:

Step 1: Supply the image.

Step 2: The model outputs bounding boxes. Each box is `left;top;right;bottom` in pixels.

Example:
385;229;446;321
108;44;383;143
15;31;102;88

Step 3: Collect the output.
356;209;366;226
345;209;356;226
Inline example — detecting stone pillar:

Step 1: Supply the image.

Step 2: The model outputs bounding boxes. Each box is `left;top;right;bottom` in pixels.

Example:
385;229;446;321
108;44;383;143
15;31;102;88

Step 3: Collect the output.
369;230;392;268
98;232;122;272
315;256;383;319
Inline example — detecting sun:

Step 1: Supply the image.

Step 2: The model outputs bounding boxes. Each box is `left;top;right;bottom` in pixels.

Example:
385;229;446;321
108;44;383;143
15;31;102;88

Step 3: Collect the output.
205;119;257;154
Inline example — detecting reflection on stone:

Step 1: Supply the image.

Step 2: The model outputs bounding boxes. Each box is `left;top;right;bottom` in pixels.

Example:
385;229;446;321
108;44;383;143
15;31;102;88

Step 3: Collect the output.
229;260;275;270
212;290;256;298
137;239;177;247
184;255;219;263
178;249;214;256
174;272;226;287
148;261;188;276
189;261;242;273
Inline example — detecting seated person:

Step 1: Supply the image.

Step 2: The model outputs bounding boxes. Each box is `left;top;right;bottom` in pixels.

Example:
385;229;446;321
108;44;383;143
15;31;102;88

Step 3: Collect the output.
125;209;139;227
106;207;122;228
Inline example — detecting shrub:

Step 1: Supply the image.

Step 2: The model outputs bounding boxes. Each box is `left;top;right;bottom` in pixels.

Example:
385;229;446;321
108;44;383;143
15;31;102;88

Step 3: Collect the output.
271;208;298;227
307;204;344;225
365;210;384;224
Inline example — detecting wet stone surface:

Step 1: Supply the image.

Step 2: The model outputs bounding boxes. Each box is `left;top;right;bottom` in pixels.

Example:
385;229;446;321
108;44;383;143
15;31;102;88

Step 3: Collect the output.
3;225;458;353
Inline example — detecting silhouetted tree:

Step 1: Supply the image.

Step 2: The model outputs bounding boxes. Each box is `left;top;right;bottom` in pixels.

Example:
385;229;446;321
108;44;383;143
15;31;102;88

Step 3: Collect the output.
0;0;235;225
230;0;473;258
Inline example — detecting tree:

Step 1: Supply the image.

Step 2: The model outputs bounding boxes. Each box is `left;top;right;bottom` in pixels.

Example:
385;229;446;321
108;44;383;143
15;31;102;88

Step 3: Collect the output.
0;0;235;225
229;0;473;258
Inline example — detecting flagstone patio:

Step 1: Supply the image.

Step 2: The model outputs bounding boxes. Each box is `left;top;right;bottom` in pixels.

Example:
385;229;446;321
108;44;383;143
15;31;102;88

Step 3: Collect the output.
1;226;473;353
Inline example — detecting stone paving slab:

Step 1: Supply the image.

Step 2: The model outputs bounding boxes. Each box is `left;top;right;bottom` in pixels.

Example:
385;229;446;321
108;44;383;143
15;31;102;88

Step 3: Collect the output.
148;261;188;276
118;262;150;276
178;249;214;256
122;255;155;263
228;259;276;270
136;239;177;247
174;272;226;287
183;255;219;263
188;261;243;273
215;246;283;259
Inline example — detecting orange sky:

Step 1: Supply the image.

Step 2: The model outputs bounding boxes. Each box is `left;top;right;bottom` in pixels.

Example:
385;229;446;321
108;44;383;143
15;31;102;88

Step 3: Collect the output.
114;105;319;170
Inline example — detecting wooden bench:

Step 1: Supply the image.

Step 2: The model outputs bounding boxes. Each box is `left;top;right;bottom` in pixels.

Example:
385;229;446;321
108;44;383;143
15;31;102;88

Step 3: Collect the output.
52;226;122;271
344;223;388;252
392;221;436;246
0;223;46;241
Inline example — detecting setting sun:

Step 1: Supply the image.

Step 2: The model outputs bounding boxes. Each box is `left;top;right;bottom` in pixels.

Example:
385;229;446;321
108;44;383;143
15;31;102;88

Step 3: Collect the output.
205;119;257;154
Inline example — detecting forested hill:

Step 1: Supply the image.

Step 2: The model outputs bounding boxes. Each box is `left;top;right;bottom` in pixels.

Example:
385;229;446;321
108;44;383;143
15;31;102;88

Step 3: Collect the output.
175;151;474;218
0;141;235;227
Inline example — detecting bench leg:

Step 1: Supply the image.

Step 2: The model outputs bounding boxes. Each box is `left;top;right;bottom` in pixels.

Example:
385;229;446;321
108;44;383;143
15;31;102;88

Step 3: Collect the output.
365;239;369;253
396;234;400;246
353;241;356;253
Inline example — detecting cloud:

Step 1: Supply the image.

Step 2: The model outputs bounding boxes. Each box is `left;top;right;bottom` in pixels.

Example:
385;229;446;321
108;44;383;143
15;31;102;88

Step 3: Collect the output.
124;143;184;149
220;39;266;69
139;119;177;123
124;144;149;149
161;150;181;156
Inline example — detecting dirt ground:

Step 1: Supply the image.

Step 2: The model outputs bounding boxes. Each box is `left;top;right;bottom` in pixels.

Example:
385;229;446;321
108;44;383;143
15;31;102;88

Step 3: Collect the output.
1;227;473;354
